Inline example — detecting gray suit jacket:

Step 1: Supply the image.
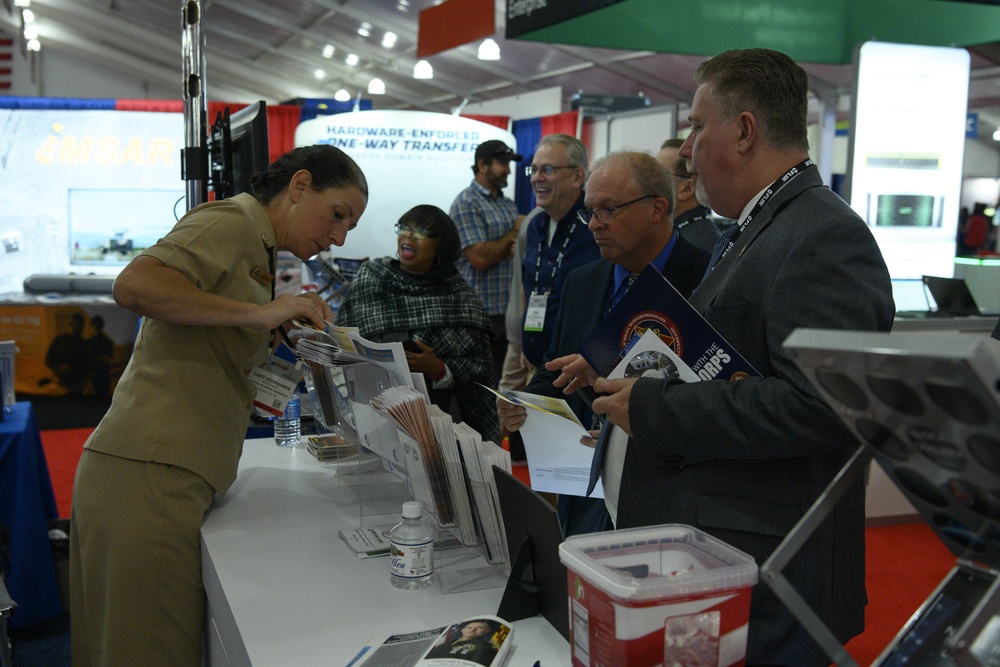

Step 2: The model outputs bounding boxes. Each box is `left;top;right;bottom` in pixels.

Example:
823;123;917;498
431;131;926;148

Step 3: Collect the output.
626;167;894;666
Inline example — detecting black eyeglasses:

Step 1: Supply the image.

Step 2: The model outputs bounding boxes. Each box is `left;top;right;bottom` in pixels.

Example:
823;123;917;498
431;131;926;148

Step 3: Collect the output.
577;194;657;226
394;223;434;240
525;164;577;177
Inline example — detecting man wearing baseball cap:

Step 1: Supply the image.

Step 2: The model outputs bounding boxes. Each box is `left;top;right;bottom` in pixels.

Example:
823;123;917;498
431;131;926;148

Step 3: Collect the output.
450;139;525;382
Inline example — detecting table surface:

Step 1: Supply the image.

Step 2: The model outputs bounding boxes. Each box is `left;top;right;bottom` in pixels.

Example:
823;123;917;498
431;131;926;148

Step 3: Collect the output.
201;438;570;667
0;401;62;627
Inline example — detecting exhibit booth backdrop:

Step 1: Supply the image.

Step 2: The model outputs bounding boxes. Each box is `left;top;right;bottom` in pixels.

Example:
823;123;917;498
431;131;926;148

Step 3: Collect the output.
296;110;532;263
0;97;585;295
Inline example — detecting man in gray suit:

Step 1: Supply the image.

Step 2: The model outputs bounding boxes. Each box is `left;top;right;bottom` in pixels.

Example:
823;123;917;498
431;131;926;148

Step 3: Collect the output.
552;49;894;666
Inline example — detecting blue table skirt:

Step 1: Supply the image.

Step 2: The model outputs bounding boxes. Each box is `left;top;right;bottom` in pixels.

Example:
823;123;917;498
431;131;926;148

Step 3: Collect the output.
0;401;63;626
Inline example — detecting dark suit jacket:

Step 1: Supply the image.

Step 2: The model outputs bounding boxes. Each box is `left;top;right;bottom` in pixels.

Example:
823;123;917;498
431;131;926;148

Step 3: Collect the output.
626;167;895;666
524;235;709;535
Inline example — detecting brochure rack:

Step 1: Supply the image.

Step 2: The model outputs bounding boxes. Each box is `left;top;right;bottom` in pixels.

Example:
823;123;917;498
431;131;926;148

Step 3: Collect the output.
302;359;509;595
774;329;1000;667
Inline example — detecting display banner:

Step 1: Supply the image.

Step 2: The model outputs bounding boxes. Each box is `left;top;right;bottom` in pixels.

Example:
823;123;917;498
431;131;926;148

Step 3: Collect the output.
295;110;518;263
505;0;624;38
0;109;185;295
846;41;970;280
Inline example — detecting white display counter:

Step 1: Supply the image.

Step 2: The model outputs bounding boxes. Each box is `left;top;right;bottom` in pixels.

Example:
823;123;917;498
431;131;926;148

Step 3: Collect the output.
201;438;569;667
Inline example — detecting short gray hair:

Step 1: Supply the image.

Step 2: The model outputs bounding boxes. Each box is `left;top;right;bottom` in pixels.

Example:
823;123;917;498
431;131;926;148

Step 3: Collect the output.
535;133;589;180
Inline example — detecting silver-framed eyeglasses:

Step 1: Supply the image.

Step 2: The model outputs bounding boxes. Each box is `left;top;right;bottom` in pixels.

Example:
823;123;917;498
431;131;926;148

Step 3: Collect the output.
394;222;434;240
525;164;577;177
577;194;657;226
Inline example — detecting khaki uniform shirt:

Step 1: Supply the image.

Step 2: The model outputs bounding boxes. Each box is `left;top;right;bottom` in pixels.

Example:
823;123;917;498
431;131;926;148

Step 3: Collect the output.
85;194;274;493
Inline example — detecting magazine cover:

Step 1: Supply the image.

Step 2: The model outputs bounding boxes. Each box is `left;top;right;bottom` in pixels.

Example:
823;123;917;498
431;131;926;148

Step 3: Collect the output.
579;263;759;381
350;615;513;667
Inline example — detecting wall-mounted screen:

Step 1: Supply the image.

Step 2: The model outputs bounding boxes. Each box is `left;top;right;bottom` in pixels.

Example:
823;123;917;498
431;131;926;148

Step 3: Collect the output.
69;188;184;266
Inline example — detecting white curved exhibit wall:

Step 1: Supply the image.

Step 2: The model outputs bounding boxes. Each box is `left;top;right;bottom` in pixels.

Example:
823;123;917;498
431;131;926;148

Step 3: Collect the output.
295;110;518;264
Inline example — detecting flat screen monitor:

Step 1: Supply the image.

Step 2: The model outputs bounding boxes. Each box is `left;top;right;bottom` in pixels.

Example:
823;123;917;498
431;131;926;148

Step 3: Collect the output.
922;275;984;316
210;101;269;199
492;466;569;641
68;188;185;266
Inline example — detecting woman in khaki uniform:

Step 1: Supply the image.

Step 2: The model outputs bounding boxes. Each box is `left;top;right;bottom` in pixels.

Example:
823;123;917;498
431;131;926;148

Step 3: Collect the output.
69;144;368;667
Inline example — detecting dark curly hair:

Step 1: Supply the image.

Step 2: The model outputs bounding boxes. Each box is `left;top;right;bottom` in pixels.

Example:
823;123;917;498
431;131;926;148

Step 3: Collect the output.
398;205;462;265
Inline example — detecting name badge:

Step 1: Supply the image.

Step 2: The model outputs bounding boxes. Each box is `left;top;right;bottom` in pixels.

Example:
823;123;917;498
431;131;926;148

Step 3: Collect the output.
250;265;274;285
523;291;548;332
249;349;303;417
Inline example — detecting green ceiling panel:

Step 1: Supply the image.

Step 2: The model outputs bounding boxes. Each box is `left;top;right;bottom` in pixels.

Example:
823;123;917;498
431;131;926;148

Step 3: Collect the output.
510;0;1000;64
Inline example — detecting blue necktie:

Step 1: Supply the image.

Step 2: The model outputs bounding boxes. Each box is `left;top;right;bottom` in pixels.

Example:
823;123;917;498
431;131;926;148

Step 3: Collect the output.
704;224;739;279
586;273;639;496
586;419;612;496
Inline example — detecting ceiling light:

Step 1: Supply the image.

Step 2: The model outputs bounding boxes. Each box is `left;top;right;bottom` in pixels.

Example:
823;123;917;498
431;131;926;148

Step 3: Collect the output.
357;22;371;38
26;38;39;52
367;77;385;95
396;1;409;9
13;0;29;7
334;88;351;102
477;38;500;61
322;44;335;59
346;53;359;67
314;69;326;80
413;59;433;79
23;24;37;40
22;8;35;22
382;32;397;49
994;128;1000;142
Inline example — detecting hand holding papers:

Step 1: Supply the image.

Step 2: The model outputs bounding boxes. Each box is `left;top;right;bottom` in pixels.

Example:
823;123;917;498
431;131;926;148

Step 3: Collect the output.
488;387;602;499
291;324;413;388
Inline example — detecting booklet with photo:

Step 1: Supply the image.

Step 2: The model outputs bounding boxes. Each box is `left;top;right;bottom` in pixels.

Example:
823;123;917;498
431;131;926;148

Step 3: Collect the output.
349;615;513;667
579;263;760;382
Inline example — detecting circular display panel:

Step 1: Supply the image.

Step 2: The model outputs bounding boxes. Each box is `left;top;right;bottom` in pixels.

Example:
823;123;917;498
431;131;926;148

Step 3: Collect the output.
816;368;869;410
866;373;925;416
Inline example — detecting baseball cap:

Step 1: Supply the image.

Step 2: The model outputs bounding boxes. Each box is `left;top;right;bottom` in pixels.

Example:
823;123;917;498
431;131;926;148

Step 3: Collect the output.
474;139;522;163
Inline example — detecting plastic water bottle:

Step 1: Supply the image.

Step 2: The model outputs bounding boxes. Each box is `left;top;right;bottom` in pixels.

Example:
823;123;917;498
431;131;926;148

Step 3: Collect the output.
389;501;434;589
274;392;301;447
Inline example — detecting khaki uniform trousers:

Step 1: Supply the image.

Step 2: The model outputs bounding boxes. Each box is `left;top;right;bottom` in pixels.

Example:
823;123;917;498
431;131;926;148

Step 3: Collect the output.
70;449;214;667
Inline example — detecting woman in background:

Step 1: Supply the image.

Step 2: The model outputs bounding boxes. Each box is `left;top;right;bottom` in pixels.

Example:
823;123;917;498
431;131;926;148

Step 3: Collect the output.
336;205;500;443
70;144;368;667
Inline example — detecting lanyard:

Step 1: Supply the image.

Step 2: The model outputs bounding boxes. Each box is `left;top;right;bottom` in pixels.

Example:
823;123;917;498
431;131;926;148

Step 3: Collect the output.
674;208;709;232
718;159;814;262
531;217;577;294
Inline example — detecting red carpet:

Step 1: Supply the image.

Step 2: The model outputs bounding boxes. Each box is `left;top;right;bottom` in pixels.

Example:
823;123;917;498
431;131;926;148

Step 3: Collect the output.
39;428;89;518
43;429;955;665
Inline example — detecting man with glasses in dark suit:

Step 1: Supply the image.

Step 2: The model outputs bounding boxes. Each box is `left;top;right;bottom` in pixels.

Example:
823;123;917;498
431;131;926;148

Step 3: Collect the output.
497;150;709;536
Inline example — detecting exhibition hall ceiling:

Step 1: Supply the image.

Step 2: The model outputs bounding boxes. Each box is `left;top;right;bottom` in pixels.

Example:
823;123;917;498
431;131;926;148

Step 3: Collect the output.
3;0;1000;144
